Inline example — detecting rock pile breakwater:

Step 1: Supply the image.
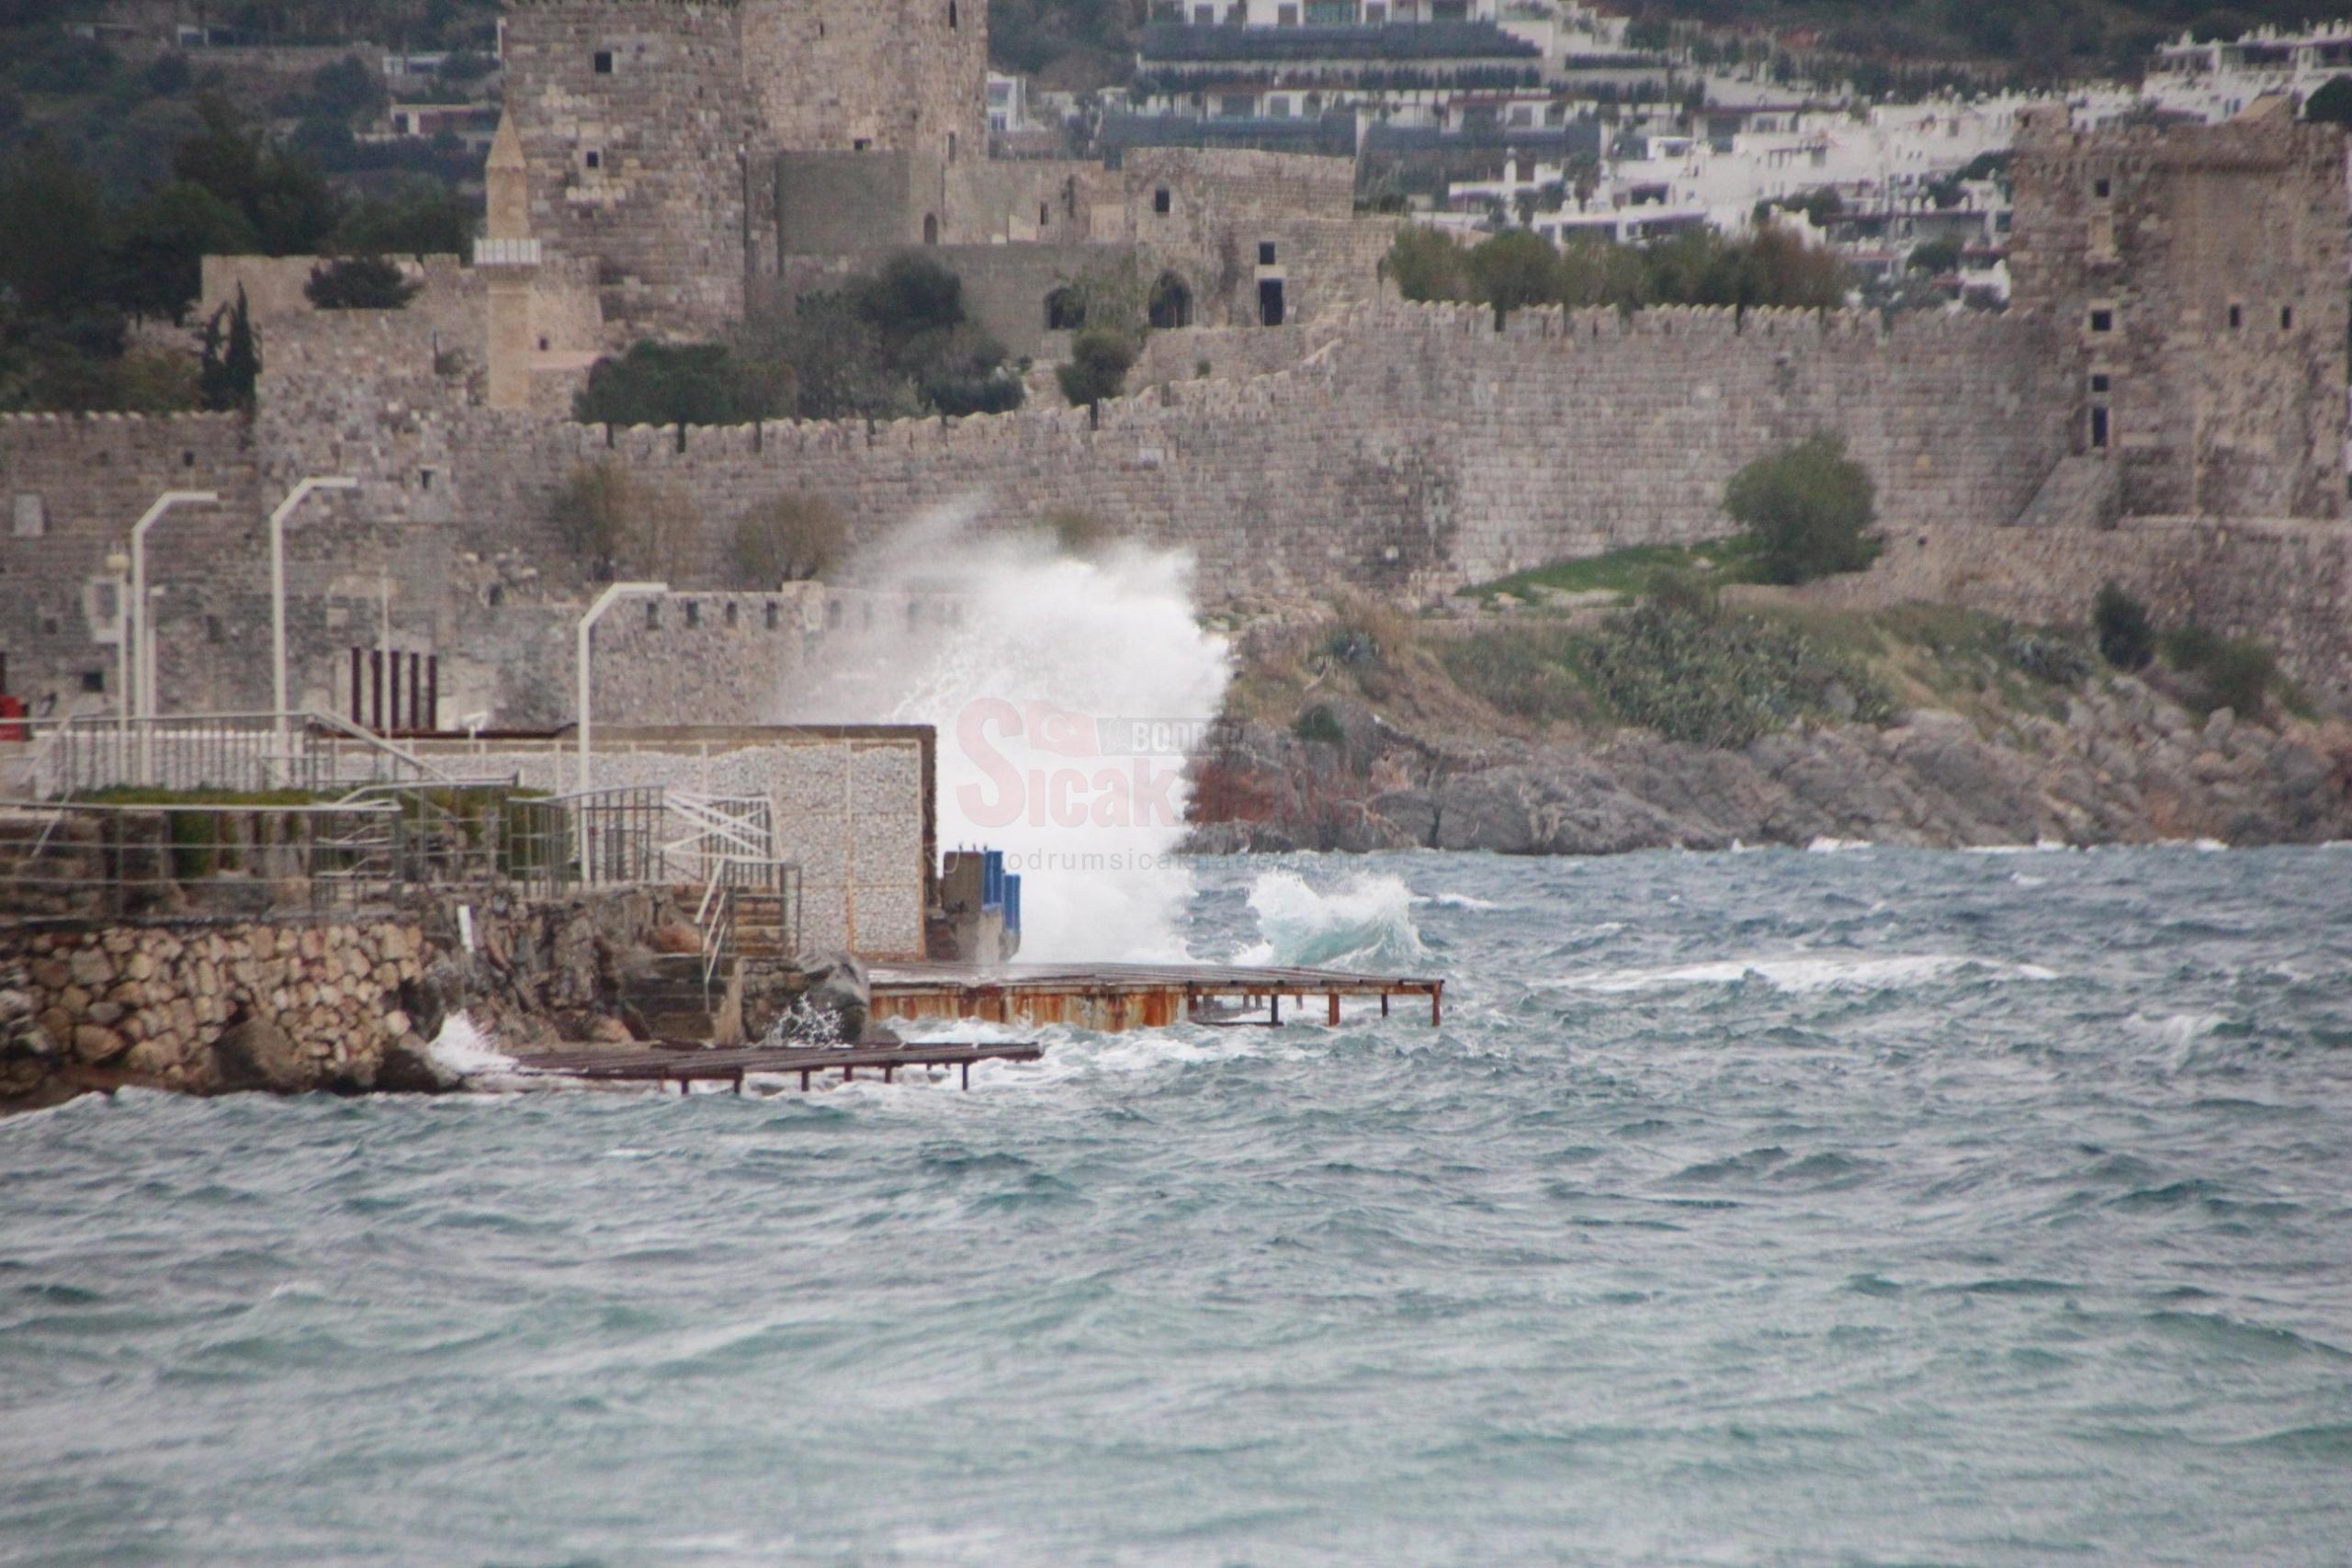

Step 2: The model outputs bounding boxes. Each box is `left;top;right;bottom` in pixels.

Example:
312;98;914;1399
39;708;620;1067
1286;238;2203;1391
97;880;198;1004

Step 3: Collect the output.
0;886;703;1109
0;919;435;1100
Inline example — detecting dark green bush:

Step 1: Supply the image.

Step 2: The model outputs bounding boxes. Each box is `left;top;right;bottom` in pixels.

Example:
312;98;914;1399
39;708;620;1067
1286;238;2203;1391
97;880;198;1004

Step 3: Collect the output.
573;339;786;427
2004;627;2093;685
2092;581;2154;670
1723;434;1880;585
304;254;417;310
1293;705;1345;745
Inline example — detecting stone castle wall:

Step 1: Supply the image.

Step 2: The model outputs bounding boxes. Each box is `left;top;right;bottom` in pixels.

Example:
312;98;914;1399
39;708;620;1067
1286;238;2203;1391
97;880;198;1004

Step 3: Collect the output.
1792;514;2352;695
430;300;2070;604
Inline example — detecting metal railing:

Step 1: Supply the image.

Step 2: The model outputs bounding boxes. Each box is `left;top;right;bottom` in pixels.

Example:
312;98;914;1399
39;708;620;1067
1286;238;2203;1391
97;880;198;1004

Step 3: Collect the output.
695;854;804;1003
660;792;775;886
506;787;666;896
42;710;471;798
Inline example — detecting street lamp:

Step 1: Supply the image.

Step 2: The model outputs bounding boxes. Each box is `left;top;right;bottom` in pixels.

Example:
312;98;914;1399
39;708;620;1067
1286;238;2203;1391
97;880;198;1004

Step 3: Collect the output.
575;581;668;795
268;477;356;750
128;490;218;722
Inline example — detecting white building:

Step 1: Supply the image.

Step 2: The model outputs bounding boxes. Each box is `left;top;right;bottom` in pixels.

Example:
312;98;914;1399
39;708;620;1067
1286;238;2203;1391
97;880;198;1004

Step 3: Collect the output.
2143;21;2352;121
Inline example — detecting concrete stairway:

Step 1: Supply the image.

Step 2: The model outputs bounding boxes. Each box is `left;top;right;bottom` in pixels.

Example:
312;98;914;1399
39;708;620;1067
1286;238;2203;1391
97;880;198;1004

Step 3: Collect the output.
619;953;718;1043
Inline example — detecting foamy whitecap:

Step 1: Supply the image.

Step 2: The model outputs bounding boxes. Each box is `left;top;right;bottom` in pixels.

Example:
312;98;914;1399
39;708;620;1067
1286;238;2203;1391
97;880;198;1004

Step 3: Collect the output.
1240;870;1428;969
425;1012;520;1077
1806;837;1875;853
1417;891;1507;911
1545;953;2060;995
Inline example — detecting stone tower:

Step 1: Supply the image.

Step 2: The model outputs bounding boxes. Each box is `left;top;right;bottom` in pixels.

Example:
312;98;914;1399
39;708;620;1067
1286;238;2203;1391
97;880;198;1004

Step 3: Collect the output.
2009;100;2349;521
498;0;991;337
479;112;539;410
738;0;989;160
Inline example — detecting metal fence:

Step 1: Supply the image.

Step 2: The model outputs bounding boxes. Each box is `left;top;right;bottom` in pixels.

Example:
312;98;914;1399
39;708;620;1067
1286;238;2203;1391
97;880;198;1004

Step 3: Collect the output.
39;711;481;798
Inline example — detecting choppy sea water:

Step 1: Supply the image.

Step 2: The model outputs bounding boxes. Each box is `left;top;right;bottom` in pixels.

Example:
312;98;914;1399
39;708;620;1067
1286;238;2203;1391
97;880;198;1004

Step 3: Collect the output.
6;846;2352;1567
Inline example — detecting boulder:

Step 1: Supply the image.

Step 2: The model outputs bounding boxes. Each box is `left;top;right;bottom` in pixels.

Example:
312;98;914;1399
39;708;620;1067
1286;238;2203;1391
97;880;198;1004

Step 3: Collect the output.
209;1017;322;1094
798;953;870;1043
374;1038;462;1094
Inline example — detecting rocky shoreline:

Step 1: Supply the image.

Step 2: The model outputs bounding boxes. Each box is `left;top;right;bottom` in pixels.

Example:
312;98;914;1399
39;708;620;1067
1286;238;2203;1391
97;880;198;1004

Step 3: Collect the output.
1185;675;2352;856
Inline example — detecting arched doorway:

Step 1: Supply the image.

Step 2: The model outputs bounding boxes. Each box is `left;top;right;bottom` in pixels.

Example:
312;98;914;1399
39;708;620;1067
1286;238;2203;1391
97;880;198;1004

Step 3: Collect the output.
1148;271;1193;330
922;213;940;245
1045;285;1085;332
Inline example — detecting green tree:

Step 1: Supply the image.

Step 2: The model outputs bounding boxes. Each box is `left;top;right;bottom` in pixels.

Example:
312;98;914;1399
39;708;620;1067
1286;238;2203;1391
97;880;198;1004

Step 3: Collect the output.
2304;74;2352;127
111;182;260;321
304;55;388;124
333;178;474;256
572;340;786;427
1723;434;1879;585
1057;327;1136;410
1906;236;1965;274
1385;225;1472;303
0;137;112;318
2092;581;2154;670
305;254;419;309
197;284;260;412
173;96;340;255
1466;227;1561;325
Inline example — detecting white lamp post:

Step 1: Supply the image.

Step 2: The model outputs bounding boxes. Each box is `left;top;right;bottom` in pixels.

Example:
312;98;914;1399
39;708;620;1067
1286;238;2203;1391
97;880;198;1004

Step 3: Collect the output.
575;581;668;795
268;477;356;755
128;490;218;722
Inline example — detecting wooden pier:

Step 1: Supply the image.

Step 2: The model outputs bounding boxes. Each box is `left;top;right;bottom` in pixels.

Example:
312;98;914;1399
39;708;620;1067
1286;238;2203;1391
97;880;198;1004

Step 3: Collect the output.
520;1041;1043;1094
869;962;1443;1032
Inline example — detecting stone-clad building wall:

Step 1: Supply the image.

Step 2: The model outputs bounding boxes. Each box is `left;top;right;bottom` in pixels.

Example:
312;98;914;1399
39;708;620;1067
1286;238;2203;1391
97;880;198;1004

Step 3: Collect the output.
2010;103;2349;521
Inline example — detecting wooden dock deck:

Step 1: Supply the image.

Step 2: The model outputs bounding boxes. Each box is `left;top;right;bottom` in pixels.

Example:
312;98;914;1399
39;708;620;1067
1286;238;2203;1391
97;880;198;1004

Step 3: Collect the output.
869;962;1443;1032
520;1041;1043;1094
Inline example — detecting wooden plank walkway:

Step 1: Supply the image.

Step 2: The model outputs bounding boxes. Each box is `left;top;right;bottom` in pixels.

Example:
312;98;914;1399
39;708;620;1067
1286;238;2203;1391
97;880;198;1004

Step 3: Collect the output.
869;961;1443;1032
519;1042;1043;1094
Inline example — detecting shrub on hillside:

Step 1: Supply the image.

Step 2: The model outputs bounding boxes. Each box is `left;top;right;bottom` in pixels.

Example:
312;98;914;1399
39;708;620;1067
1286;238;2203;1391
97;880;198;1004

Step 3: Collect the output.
1723;434;1880;585
1586;591;1894;748
1437;625;1594;725
2092;581;2154;670
2161;625;2278;716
